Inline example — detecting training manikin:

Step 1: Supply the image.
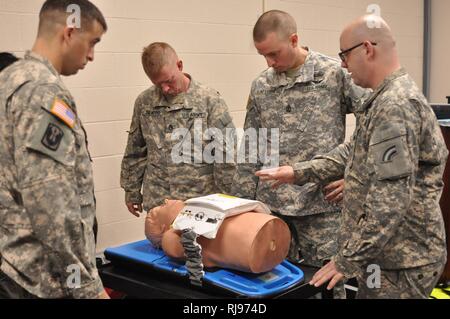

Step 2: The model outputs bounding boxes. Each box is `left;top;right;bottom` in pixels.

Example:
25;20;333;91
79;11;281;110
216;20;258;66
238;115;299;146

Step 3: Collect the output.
145;199;291;273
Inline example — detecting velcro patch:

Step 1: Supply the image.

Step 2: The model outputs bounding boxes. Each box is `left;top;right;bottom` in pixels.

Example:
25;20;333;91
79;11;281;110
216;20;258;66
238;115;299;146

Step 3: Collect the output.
41;123;64;151
382;145;398;162
50;98;75;128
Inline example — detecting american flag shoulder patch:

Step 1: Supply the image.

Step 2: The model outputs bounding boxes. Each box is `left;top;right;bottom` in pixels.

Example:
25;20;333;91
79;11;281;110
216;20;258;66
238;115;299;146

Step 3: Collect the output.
50;98;76;128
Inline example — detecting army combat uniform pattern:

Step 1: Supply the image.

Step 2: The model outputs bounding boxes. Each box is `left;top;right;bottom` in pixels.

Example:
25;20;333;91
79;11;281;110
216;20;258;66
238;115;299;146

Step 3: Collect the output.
0;52;104;298
293;68;448;298
121;76;236;211
231;49;366;268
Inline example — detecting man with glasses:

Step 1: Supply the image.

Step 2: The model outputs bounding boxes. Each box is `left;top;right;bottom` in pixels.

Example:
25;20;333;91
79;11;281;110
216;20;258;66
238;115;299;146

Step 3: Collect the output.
338;42;377;63
256;14;447;299
231;10;367;298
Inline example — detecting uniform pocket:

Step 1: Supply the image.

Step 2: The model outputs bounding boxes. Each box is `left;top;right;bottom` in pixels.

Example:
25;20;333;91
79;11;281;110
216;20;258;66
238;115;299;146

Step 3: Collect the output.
25;113;76;167
369;124;412;181
402;263;444;298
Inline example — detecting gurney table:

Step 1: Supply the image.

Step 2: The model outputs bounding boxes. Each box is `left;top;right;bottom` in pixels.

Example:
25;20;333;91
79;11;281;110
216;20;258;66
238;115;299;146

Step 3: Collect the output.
99;261;327;299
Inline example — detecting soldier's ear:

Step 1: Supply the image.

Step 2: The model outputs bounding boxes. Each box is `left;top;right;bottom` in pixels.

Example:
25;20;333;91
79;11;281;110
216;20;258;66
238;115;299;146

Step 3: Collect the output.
61;26;77;51
289;33;299;48
364;41;376;61
177;60;183;72
62;27;75;42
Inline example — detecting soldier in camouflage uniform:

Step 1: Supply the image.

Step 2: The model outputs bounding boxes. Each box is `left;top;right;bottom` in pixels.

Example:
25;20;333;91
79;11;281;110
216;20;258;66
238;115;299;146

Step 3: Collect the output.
121;42;236;216
0;0;109;299
257;15;448;299
230;10;365;292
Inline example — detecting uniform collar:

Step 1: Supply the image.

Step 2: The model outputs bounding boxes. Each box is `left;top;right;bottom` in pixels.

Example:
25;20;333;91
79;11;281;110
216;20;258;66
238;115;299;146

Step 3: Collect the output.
361;68;408;111
24;50;60;78
294;48;315;83
24;51;76;112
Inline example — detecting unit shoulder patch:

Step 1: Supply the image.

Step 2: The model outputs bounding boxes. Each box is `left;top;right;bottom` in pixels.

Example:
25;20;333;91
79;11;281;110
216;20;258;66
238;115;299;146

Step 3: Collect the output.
41;123;64;151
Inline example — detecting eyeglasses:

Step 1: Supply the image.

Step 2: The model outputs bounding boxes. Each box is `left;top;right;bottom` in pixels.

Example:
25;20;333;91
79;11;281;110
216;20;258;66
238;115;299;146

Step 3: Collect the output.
338;42;377;62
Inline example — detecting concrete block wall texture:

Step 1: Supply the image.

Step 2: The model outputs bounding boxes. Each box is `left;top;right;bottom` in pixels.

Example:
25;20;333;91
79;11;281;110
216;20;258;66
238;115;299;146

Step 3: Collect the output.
0;0;424;252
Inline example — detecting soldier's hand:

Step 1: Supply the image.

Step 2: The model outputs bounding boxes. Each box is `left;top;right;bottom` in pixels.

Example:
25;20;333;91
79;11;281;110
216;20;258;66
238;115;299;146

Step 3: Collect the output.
97;289;111;299
126;202;143;217
310;260;344;290
323;179;345;203
255;166;295;189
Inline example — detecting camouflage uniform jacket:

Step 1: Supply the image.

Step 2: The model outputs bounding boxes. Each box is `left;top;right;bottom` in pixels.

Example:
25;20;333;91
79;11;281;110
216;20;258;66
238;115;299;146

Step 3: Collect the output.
120;76;236;211
0;51;103;298
231;49;366;217
293;68;448;278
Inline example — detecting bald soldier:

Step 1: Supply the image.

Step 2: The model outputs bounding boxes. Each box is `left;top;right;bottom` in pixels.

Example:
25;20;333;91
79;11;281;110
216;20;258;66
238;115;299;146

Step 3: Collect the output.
230;10;366;298
121;43;236;216
0;0;109;299
257;15;448;299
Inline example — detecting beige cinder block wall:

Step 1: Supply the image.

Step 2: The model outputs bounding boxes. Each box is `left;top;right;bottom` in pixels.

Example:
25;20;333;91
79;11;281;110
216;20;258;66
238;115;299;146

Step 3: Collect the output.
0;0;424;253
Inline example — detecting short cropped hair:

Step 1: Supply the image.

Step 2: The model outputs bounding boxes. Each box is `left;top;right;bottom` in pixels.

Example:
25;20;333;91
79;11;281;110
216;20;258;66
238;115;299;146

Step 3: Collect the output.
38;0;107;35
253;10;297;42
0;52;19;73
141;42;178;78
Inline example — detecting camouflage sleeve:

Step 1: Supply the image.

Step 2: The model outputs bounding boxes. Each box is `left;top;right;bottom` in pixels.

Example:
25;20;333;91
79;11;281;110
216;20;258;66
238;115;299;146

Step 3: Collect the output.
120;95;147;204
339;68;370;115
334;105;416;279
230;89;261;199
292;142;351;185
14;84;103;298
207;92;236;194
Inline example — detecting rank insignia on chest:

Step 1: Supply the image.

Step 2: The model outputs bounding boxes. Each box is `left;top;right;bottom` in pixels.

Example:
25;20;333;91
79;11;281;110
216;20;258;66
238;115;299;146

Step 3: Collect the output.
50;98;76;128
41;123;64;151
